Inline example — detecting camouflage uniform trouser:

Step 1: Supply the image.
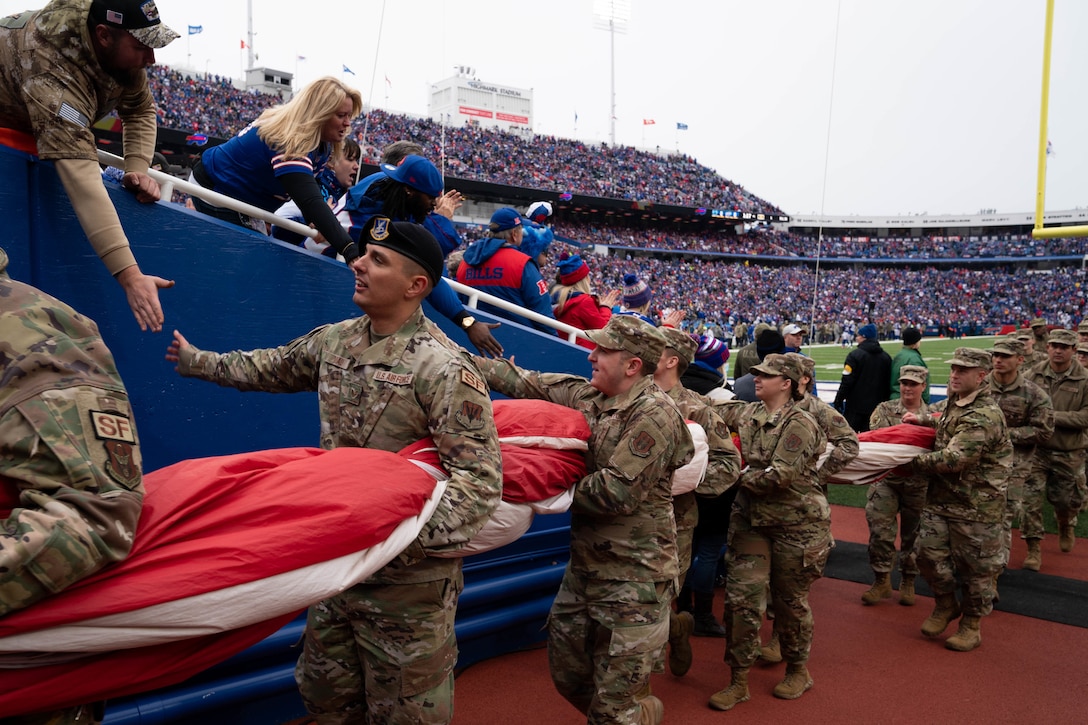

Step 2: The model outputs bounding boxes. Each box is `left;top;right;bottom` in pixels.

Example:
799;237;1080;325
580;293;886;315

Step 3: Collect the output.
295;576;462;725
0;388;142;617
547;566;672;724
916;511;1003;618
724;515;831;668
865;474;926;576
1000;454;1032;567
1021;448;1087;540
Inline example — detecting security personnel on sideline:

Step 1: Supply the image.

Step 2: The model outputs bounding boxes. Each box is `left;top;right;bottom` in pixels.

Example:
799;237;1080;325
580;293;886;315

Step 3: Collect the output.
167;219;502;724
456;207;556;333
470;315;694;725
905;348;1012;652
0;0;179;332
1025;328;1088;567
1;246;144;724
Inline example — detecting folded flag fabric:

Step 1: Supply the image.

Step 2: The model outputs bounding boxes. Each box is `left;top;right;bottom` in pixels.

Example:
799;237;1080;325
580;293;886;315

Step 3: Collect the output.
820;423;937;485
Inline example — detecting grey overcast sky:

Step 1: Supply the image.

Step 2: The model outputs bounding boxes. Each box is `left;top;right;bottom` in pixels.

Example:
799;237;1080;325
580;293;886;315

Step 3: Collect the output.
7;0;1086;216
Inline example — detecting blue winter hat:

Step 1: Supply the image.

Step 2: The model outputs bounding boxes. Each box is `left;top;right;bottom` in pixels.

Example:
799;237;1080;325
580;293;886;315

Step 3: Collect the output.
622;273;652;309
489;207;523;233
694;335;730;369
380;154;443;197
558;253;589;285
858;323;878;339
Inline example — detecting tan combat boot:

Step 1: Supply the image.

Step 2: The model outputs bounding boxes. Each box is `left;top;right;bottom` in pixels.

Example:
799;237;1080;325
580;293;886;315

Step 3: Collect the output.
773;662;814;700
638;694;664;725
708;667;750;711
921;593;961;638
759;631;782;664
667;610;694;676
1022;539;1042;571
899;575;916;606
1058;514;1075;553
944;615;982;652
861;571;893;605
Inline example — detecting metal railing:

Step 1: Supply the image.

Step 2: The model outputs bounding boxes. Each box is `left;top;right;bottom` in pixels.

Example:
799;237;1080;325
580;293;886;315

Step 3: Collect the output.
98;150;593;346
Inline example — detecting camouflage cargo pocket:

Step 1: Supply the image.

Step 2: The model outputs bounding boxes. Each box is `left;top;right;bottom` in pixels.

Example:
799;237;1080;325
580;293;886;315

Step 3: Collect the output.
22;514;103;594
608;614;670;658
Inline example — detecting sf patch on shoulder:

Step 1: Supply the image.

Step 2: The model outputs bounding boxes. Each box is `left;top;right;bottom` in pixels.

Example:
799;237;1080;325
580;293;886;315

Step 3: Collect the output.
454;400;486;430
629;431;657;458
91;410;141;489
460;368;488;396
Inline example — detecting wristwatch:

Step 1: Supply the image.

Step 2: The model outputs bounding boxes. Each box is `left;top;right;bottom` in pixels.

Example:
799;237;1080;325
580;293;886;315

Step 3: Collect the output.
460;315;477;330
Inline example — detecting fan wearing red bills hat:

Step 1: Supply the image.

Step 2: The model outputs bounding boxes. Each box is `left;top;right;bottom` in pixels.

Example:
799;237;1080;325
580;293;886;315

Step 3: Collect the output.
551;252;619;349
0;0;182;334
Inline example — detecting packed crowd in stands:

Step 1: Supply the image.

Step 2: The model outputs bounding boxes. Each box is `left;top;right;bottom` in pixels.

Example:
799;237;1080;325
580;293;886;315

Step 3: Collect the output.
145;66;777;214
143;66;1087;334
531;251;1087;337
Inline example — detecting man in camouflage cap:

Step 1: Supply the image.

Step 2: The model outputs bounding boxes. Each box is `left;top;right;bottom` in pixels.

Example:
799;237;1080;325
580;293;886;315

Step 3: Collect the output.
654;326;741;658
988;336;1053;588
1024;328;1088;567
1077;320;1088;345
863;364;932;607
1030;317;1049;347
0;246;144;723
904;347;1012;652
1014;328;1045;372
1076;343;1088;369
0;0;180;333
470;314;695;724
167;220;503;724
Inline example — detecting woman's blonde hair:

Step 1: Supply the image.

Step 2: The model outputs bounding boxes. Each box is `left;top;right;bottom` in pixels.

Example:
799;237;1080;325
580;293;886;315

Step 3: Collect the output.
552;277;593;311
256;77;363;160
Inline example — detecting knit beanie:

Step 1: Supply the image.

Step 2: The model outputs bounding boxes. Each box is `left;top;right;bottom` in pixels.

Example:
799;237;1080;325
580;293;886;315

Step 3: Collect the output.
902;327;922;346
622;273;652;309
558;253;589;285
755;329;785;361
694;335;730;369
858;323;878;340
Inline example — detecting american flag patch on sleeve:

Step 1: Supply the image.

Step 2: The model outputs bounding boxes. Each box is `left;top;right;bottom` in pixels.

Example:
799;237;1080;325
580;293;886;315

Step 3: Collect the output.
58;102;89;127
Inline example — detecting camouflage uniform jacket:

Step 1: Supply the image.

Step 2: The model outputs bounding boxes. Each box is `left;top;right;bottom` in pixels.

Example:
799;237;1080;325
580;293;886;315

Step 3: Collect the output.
913;383;1012;523
714;399;829;528
1028;360;1088;451
474;358;695;583
0;0;157;169
989;373;1054;472
869;397;931;430
666;384;742;534
178;307;502;585
0;249;143;521
796;393;859;482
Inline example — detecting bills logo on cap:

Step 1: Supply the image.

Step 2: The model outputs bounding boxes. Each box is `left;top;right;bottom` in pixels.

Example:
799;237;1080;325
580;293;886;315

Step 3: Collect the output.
106;9;123;23
370;217;390;241
140;0;161;21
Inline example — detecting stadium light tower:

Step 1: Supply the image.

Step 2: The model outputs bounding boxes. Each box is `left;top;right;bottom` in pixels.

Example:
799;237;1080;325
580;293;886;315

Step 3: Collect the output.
593;0;629;147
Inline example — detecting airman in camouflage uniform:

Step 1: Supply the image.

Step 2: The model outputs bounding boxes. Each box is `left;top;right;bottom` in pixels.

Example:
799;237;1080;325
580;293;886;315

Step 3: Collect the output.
908;348;1012;652
861;365;932;607
1025;328;1088;567
471;315;694;725
654;326;742;675
1077;320;1088;345
708;354;830;710
168;220;502;725
1014;329;1042;374
0;247;143;725
988;337;1053;584
0;0;179;333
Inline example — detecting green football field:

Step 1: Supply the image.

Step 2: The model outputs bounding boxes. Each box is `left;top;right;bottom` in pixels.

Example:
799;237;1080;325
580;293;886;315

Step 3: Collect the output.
805;335;999;388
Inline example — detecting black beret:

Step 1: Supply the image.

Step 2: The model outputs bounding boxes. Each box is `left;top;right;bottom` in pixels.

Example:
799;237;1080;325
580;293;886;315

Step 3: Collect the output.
362;217;444;287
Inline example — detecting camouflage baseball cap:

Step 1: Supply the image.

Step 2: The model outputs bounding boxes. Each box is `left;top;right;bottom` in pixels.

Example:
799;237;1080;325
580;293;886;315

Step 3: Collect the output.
751;353;804;383
585;315;666;365
659;327;697;365
898;365;929;384
90;0;180;49
950;347;992;370
785;351;814;379
1078;320;1088;333
1013;329;1034;342
1078;344;1088;356
1030;317;1048;328
992;336;1025;356
1048;329;1078;347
